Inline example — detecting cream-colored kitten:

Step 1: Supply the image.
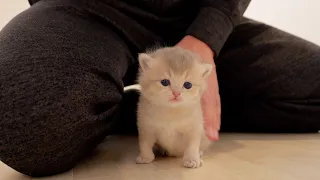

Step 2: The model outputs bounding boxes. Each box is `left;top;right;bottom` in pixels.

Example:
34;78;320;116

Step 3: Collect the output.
136;47;213;168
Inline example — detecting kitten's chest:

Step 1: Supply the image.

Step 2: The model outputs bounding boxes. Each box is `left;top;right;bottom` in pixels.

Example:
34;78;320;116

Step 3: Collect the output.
143;106;201;137
155;121;189;137
155;122;189;154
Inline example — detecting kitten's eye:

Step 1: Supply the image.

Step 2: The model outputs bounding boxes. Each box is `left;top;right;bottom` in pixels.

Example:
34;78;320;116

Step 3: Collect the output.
183;82;192;89
160;79;170;86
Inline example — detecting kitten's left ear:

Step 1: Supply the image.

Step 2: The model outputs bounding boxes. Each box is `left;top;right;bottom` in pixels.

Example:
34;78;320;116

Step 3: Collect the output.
138;53;154;72
201;63;213;79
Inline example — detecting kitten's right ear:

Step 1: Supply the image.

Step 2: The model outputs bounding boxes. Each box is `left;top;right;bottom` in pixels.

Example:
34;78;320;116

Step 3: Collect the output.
201;63;213;79
138;53;153;72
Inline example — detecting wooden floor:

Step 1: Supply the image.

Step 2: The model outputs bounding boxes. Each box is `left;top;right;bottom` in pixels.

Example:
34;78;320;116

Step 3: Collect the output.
1;133;320;180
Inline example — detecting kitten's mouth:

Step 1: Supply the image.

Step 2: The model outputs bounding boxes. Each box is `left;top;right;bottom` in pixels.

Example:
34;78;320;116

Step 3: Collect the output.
169;97;181;102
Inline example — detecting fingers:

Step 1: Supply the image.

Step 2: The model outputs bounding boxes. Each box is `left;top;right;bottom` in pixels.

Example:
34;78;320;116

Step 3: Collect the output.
206;109;220;141
202;65;221;141
216;95;221;131
210;64;221;132
205;126;219;141
202;97;220;141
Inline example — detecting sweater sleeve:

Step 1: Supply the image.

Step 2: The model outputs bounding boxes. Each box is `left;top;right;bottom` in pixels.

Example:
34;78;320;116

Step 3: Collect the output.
186;0;251;56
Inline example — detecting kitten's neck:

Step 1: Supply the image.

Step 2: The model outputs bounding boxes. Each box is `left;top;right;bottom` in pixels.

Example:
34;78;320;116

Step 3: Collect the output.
139;97;203;123
140;96;201;111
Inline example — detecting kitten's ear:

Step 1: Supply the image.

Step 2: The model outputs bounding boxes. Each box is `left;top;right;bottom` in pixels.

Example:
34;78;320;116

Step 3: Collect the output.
138;53;153;72
201;63;213;79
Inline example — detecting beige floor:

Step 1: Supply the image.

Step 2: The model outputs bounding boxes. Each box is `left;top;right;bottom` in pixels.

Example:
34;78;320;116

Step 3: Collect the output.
1;133;320;180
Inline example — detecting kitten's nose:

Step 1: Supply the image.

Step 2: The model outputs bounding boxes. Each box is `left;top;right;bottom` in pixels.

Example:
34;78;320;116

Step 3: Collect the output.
172;91;181;97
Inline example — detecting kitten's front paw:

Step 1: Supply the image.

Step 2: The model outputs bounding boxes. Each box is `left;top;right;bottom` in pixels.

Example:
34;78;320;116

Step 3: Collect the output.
136;154;155;164
183;157;203;168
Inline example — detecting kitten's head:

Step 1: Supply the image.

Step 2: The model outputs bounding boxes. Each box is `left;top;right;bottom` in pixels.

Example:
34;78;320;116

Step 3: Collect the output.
137;47;213;107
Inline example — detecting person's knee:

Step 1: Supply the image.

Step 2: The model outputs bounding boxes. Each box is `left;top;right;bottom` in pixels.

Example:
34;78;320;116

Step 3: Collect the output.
0;17;123;179
0;1;134;176
1;150;77;177
0;69;120;177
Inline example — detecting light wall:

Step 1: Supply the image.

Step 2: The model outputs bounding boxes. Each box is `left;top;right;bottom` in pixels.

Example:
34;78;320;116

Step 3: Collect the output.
1;1;29;28
245;0;320;45
1;0;320;45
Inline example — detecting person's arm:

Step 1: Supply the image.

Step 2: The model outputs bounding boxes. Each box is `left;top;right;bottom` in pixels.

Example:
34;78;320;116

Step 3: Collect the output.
186;0;251;56
177;1;251;141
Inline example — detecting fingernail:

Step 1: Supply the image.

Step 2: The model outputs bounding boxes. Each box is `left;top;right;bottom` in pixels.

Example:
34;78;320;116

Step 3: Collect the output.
212;130;219;140
208;129;219;141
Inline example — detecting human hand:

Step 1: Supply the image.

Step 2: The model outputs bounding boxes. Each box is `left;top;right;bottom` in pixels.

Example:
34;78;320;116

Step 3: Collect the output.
176;35;221;141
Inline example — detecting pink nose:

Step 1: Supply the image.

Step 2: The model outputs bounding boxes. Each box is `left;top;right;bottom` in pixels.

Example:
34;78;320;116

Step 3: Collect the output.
172;91;181;97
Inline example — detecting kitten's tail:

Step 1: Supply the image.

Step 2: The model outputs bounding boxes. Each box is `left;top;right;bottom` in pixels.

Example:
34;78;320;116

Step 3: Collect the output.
123;84;141;92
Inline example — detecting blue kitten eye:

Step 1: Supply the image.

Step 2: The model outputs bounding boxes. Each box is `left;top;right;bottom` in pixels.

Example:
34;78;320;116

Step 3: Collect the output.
160;79;170;86
183;82;192;89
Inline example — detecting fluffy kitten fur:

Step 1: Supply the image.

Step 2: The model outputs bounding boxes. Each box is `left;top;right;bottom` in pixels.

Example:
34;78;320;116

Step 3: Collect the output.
136;47;213;168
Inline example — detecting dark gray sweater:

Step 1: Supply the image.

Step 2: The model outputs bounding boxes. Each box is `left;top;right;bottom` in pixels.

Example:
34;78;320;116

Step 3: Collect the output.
28;0;251;55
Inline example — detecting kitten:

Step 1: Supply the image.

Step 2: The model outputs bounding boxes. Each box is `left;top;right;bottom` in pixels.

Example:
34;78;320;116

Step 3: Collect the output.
135;46;213;168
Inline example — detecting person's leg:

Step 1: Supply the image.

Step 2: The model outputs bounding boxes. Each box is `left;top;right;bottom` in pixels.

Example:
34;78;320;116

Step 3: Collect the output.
0;0;135;176
216;18;320;133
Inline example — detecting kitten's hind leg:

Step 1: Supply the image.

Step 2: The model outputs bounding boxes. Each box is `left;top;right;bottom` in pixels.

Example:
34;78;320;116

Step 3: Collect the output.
153;144;168;157
136;130;156;164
